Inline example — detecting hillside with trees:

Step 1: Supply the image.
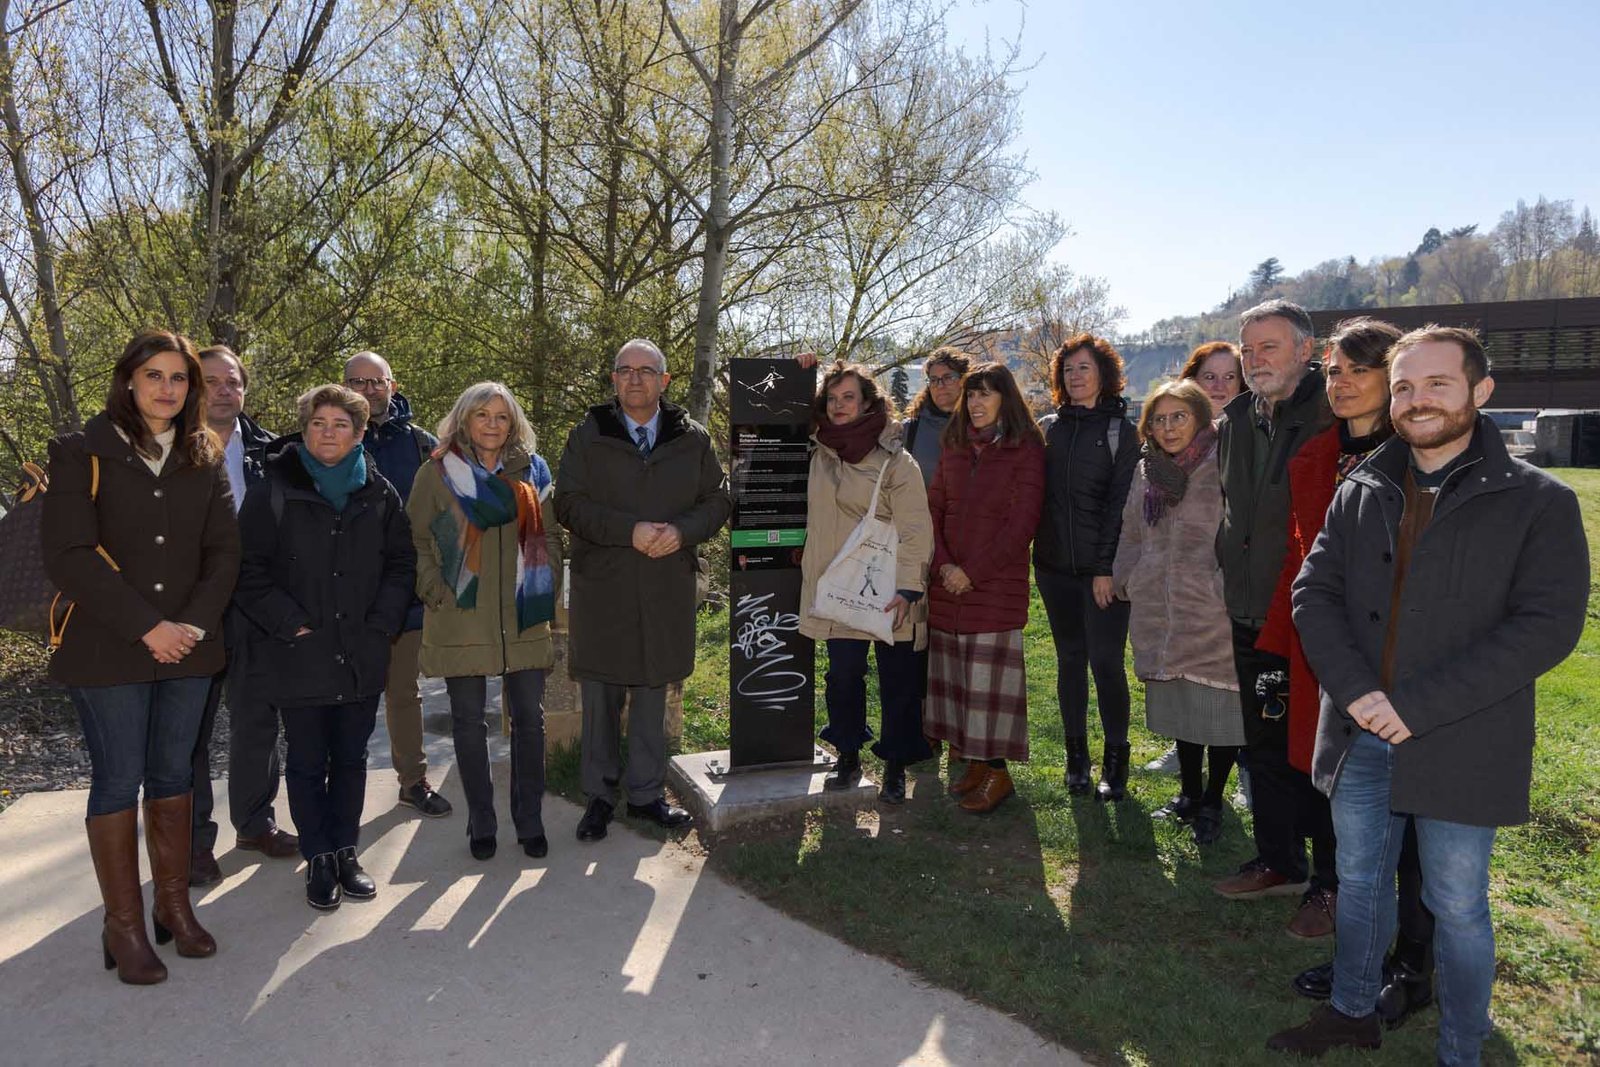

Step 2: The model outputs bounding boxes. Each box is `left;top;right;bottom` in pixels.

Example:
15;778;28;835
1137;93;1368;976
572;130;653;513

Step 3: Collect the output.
1121;196;1600;377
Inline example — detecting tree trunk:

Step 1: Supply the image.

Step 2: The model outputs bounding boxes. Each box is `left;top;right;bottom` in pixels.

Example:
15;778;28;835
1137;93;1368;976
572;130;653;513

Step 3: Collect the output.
205;5;240;348
685;0;739;425
0;0;79;431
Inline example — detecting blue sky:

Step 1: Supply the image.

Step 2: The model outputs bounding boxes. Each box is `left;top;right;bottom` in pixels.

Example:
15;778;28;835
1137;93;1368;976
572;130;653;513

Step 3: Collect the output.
940;0;1600;332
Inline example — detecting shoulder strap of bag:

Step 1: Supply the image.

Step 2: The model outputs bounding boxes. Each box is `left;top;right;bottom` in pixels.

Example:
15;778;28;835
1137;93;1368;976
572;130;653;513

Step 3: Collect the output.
904;416;919;454
1107;419;1121;455
412;426;431;464
50;454;113;648
865;456;893;520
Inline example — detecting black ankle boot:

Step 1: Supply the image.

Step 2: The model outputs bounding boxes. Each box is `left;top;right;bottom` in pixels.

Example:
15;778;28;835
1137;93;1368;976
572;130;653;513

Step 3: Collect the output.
878;761;906;804
1375;936;1434;1029
1065;737;1092;795
305;853;342;911
825;750;861;791
335;846;376;900
1096;741;1131;802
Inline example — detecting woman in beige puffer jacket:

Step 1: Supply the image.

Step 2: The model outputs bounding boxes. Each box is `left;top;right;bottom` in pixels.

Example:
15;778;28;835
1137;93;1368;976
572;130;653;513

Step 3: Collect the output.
798;362;932;804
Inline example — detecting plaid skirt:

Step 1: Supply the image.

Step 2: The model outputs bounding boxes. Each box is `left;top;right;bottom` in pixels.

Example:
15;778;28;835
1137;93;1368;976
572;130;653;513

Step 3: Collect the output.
923;627;1029;762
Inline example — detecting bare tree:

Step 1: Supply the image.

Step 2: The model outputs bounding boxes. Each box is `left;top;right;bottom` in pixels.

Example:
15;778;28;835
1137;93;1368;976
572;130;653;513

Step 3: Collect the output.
0;0;94;432
653;0;873;423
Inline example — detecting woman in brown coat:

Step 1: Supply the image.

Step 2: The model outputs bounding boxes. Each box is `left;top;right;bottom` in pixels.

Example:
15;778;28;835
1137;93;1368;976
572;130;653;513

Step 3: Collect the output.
1111;378;1243;845
43;328;239;984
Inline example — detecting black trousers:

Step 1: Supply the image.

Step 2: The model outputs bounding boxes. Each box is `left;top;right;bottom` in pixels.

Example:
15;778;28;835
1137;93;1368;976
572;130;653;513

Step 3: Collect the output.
1035;568;1131;744
1232;620;1336;890
191;640;282;848
821;637;933;764
280;696;378;860
1397;817;1435;958
446;671;546;841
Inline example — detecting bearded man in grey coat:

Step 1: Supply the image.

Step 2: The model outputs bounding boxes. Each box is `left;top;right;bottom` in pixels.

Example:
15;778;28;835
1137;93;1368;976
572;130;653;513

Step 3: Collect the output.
1267;326;1588;1064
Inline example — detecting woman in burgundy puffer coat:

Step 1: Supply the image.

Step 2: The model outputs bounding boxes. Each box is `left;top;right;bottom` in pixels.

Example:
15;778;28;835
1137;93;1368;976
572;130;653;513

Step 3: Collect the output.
923;362;1046;814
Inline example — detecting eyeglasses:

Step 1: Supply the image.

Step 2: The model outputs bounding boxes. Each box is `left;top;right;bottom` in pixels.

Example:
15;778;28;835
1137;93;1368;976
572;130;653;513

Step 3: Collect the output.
613;366;662;382
1150;412;1192;429
928;373;960;387
345;377;391;390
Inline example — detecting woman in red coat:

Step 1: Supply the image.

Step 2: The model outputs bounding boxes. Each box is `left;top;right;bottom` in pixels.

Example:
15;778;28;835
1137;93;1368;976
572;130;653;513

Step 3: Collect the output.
1257;317;1440;1024
923;363;1046;814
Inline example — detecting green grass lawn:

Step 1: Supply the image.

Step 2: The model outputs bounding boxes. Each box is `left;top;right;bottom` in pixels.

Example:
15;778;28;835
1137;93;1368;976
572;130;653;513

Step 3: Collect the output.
552;469;1600;1065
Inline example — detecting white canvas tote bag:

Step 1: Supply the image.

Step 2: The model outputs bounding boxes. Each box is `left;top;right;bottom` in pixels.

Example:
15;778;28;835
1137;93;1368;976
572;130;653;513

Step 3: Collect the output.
811;459;899;643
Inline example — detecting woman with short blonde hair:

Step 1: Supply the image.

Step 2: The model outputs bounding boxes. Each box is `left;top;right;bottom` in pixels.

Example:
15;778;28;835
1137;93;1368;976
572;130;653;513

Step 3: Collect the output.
296;384;370;436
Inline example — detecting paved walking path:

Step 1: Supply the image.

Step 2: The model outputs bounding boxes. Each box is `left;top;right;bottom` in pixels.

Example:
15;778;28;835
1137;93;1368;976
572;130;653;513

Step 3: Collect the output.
0;703;1078;1065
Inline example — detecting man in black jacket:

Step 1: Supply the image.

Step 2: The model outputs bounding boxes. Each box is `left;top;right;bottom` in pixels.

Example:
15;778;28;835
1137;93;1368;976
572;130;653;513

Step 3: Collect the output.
1268;327;1587;1060
1212;301;1339;941
342;351;453;820
190;345;298;884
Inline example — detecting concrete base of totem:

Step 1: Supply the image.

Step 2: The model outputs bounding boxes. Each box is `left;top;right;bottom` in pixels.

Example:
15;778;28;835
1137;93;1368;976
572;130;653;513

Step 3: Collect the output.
667;748;878;834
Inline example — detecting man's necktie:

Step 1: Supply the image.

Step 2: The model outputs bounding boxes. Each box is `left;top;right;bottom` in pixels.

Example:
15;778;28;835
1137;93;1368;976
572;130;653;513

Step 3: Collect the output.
635;425;651;455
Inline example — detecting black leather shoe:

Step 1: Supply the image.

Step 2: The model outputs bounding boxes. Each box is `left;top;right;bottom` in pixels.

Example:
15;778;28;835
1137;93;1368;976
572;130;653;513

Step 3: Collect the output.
626;797;693;829
824;750;861;791
1293;960;1334;1000
878;761;906;804
188;848;223;887
521;835;548;859
305;853;342;911
1153;794;1201;823
334;846;376;900
1191;803;1224;845
469;836;496;861
576;798;614;842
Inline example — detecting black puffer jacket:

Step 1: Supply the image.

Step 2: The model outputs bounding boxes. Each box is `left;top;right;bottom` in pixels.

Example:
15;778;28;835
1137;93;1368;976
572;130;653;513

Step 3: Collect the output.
233;444;417;708
1033;398;1139;577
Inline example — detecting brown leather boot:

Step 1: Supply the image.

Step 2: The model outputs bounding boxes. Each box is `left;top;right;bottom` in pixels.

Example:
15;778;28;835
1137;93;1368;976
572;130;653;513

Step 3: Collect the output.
948;760;990;797
144;794;217;959
960;765;1014;813
85;810;167;985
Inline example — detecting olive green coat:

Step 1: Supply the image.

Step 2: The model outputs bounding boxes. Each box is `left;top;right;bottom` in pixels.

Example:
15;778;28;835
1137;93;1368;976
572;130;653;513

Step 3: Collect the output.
406;446;564;678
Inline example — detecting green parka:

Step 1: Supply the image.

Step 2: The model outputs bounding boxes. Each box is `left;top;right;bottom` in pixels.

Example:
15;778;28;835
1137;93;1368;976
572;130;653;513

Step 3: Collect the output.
406;446;564;678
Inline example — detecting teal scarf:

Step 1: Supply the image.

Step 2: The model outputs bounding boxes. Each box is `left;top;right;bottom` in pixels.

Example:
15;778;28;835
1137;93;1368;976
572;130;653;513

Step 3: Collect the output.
298;443;367;512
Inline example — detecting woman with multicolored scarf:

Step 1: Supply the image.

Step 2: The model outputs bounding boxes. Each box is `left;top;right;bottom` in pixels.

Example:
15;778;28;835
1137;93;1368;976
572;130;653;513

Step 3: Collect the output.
1110;378;1244;846
408;383;562;862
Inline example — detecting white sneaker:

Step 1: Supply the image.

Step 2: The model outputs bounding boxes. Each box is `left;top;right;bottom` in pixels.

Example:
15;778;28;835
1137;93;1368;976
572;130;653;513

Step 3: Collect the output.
1143;744;1180;774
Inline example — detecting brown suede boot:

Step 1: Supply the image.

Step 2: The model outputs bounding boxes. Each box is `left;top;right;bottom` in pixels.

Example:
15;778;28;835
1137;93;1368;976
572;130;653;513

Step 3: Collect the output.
1266;1004;1382;1056
948;760;990;797
960;765;1014;813
85;810;167;985
144;794;217;959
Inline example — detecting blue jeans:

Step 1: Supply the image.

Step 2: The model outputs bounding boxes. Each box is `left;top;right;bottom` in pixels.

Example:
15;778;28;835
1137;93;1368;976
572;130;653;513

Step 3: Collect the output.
70;677;212;816
1331;731;1497;1065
